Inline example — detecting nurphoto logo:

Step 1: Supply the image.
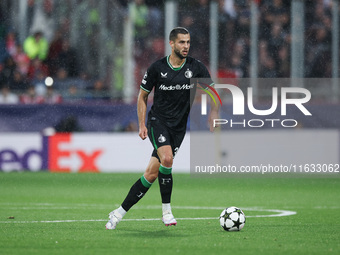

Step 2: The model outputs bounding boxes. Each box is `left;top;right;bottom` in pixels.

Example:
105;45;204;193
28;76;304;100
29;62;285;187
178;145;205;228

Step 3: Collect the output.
200;84;312;128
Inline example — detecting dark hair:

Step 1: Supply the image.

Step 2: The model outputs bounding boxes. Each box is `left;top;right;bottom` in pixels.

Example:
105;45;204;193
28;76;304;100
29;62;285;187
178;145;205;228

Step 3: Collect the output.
169;27;189;42
34;31;43;37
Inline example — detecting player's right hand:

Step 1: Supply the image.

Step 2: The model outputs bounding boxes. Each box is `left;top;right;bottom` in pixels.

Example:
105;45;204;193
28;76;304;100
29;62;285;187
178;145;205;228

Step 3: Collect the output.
139;126;148;140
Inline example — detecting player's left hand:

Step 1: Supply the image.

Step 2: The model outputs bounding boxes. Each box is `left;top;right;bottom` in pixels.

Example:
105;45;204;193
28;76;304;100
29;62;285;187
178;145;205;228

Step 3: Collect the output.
139;125;148;140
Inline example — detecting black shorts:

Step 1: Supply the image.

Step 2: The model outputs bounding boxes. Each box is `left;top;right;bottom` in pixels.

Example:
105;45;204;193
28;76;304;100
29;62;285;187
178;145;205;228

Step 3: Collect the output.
147;116;186;162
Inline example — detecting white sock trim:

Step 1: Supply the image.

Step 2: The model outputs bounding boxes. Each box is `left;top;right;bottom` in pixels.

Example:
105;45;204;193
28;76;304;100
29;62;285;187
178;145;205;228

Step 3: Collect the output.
117;206;127;217
162;203;172;215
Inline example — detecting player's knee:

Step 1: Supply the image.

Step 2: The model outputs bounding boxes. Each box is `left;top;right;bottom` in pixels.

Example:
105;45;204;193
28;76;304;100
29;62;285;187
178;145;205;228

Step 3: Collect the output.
160;154;173;168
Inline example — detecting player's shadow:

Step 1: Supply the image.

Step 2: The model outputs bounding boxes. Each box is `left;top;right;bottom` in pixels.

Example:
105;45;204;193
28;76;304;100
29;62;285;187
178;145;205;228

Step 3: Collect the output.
117;228;187;238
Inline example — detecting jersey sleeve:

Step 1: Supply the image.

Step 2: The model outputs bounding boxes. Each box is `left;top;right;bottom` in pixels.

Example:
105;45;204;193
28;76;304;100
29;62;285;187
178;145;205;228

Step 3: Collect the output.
140;63;158;93
196;60;214;89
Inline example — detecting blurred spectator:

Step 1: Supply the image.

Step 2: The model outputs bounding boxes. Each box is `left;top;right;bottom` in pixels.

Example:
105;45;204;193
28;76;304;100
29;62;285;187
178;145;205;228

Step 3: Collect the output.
43;0;54;18
0;0;337;104
218;0;236;65
0;64;4;84
0;5;8;64
46;30;64;76
277;44;290;77
13;44;30;76
1;56;16;84
72;71;93;90
305;25;331;78
23;31;49;60
31;70;48;97
29;0;55;42
260;57;278;78
10;70;30;92
146;0;163;37
305;1;332;78
267;22;286;65
56;40;78;77
194;0;210;64
55;115;82;132
131;0;149;55
117;0;128;7
262;0;289;35
26;0;35;34
235;1;251;38
20;85;44;104
62;85;83;103
258;39;270;76
0;85;19;104
0;5;6;41
27;58;49;81
86;79;110;100
44;86;62;104
150;38;165;61
0;39;9;64
53;68;74;91
223;0;237;19
179;15;201;61
229;54;244;78
310;1;330;27
5;31;17;57
227;39;248;78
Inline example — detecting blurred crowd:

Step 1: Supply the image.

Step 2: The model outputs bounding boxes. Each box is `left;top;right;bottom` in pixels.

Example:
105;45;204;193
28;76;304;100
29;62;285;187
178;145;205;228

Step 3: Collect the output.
0;0;337;105
181;0;335;79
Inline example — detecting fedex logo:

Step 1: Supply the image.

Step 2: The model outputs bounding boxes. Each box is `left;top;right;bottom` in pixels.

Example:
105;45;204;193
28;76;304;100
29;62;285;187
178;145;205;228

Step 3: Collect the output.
0;134;103;172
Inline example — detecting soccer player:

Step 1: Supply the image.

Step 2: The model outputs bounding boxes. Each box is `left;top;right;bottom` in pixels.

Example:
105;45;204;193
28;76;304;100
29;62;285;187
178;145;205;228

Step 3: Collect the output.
106;27;218;229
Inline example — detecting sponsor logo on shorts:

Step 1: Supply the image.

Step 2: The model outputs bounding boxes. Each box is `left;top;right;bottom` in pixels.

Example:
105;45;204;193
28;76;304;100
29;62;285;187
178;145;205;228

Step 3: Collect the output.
158;134;166;143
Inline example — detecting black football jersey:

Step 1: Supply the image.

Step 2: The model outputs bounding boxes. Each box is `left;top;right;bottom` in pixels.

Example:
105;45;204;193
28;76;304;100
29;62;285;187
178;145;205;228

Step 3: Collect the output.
140;56;213;131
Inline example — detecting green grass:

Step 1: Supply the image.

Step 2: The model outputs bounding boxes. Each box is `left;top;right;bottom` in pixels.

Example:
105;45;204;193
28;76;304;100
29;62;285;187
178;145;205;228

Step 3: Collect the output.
0;173;339;255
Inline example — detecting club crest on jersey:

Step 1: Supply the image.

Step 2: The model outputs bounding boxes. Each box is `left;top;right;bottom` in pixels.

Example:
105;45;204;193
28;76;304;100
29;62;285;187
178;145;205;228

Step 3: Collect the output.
185;69;193;78
158;134;166;143
161;72;168;78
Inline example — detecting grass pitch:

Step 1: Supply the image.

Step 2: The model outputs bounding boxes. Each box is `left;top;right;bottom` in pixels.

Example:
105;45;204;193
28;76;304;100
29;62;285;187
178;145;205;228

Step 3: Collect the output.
0;172;339;255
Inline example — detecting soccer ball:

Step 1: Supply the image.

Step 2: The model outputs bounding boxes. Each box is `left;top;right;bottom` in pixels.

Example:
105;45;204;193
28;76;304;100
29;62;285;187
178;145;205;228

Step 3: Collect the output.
219;206;246;231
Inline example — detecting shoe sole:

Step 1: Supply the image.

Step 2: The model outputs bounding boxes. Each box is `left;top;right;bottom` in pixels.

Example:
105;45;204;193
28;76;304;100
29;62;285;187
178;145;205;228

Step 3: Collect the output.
164;222;177;226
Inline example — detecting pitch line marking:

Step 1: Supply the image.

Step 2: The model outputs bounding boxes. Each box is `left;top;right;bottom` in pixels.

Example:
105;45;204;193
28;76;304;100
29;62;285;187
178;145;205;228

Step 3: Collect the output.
0;214;291;224
2;202;339;210
138;205;297;217
0;205;296;224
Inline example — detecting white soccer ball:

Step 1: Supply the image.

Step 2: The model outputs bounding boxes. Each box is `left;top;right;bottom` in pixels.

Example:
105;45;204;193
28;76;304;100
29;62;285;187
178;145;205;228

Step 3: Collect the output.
219;206;246;231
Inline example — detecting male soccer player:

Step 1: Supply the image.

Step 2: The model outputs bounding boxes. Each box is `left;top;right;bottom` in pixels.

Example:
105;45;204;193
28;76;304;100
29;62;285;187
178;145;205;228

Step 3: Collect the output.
106;27;218;230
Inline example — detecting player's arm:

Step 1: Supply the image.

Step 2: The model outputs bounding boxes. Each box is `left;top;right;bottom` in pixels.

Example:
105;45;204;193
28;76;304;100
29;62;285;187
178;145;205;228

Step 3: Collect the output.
197;61;219;132
208;94;219;132
137;88;149;140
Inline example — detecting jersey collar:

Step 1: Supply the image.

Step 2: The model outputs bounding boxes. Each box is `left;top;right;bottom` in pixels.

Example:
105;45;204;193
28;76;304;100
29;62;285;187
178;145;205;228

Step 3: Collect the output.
167;55;187;71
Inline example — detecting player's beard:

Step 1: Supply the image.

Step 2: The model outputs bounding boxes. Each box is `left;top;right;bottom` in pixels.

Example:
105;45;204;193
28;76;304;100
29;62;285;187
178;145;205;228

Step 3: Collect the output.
174;46;188;59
